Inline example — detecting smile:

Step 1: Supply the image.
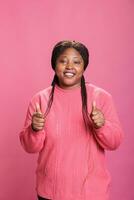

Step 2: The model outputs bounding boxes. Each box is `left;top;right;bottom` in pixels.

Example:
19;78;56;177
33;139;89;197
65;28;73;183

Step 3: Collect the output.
64;72;75;78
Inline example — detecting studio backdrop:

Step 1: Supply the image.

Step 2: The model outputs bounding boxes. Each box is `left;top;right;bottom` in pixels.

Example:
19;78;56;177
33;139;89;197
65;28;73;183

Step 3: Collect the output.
0;0;133;200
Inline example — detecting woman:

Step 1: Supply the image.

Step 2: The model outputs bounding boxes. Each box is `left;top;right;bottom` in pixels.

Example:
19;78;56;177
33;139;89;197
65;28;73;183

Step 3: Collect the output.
19;40;124;200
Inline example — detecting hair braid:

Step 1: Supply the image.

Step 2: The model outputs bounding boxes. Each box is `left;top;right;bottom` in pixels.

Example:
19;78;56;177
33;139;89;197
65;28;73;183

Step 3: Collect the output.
44;74;57;119
81;75;93;132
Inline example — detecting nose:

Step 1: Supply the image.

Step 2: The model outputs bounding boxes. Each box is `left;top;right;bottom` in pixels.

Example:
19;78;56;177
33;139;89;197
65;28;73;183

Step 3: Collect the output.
66;62;73;69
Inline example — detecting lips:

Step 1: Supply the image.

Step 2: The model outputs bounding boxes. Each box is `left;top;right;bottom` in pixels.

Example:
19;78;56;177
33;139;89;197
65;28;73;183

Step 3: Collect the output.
63;71;76;78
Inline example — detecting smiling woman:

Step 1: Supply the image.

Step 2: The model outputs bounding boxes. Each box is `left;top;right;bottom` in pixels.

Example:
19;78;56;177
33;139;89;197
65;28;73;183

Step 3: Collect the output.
55;47;84;89
19;40;124;200
49;40;91;132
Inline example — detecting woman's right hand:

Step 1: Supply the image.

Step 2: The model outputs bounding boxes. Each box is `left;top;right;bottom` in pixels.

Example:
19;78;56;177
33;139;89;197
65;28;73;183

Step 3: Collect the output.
31;103;45;132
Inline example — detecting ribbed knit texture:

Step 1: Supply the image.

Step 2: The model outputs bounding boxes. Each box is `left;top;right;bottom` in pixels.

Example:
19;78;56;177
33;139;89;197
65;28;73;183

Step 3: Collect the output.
19;83;124;200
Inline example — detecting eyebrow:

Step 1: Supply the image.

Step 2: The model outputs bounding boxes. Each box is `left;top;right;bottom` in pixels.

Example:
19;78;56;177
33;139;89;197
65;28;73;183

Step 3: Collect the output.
59;55;81;59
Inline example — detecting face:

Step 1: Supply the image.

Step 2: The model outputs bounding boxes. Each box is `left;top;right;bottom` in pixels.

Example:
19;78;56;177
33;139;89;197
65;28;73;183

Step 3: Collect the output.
55;48;85;89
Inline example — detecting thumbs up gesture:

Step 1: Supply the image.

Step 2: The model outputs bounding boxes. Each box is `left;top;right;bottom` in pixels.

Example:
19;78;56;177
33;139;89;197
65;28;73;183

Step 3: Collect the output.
31;103;45;132
90;101;105;129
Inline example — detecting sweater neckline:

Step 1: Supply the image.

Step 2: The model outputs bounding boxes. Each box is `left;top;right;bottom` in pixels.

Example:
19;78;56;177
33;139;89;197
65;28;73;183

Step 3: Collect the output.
55;84;81;94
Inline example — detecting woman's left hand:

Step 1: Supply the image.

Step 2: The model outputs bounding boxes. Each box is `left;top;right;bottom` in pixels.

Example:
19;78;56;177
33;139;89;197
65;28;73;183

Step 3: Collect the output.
89;101;105;129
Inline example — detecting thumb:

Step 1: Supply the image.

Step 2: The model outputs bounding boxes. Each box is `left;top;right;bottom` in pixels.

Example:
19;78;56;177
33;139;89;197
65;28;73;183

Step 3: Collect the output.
91;100;97;113
35;102;42;114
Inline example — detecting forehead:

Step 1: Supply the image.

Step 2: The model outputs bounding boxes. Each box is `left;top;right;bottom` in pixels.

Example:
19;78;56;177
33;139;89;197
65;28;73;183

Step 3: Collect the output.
59;48;82;58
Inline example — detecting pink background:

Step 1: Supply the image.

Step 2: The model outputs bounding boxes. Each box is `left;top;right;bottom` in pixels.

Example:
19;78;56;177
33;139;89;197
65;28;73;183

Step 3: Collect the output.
0;0;133;199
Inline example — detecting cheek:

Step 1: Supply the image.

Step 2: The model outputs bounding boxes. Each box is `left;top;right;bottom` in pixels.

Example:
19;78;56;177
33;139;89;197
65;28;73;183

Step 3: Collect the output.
77;68;84;76
55;65;64;74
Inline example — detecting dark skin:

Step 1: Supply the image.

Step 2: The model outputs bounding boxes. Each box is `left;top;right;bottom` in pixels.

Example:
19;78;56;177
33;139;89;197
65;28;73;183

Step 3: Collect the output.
32;103;45;132
31;48;105;132
55;47;85;89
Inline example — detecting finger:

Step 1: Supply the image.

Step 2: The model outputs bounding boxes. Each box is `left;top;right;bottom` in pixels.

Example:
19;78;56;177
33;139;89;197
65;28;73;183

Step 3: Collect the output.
91;111;103;119
93;119;104;124
91;101;97;114
94;124;102;129
36;103;42;114
33;113;44;119
92;101;96;110
33;123;44;128
91;114;101;120
32;126;44;131
36;118;45;123
33;117;45;123
95;122;103;127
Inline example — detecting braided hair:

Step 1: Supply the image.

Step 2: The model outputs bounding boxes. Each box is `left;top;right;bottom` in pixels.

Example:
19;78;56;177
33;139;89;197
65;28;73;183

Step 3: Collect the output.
44;40;93;132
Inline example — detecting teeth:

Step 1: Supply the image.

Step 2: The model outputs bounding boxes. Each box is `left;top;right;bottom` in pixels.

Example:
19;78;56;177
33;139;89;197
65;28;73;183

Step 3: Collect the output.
64;72;75;77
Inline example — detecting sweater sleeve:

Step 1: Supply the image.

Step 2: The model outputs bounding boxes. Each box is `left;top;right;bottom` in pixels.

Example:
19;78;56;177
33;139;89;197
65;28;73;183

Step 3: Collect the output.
93;90;124;151
19;95;46;153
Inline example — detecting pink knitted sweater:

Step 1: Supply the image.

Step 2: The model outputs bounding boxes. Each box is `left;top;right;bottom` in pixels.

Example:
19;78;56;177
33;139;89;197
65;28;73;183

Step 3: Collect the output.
19;83;123;200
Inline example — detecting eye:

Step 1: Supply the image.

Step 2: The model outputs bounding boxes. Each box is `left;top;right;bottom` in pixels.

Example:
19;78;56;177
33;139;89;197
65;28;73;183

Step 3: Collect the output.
59;59;67;64
74;61;81;64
